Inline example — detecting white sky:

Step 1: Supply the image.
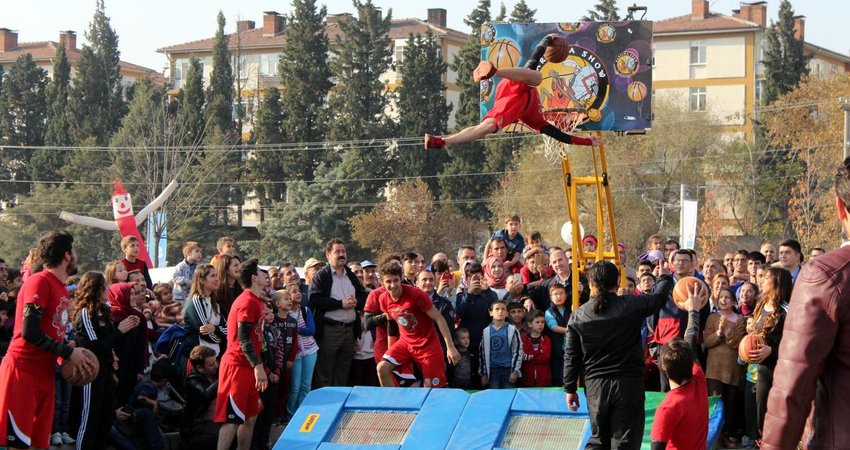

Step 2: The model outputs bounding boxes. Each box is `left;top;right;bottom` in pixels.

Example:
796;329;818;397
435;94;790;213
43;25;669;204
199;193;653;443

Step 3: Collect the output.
3;0;848;72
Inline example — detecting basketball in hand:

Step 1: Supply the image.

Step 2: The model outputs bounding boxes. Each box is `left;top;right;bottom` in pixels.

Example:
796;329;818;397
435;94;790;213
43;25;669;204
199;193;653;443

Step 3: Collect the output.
738;334;765;363
672;277;708;310
544;36;570;64
61;348;100;386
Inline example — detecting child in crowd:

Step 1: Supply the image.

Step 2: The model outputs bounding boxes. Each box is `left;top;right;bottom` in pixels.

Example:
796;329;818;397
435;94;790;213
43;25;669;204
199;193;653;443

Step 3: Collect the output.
545;283;569;387
522;230;550;260
153;283;181;328
492;214;526;274
119;235;153;288
704;288;747;448
638;273;656;294
271;290;299;418
520;253;552;290
253;301;280;450
624;276;637;295
173;241;203;302
520;310;552;387
507;301;528;335
105;260;129;286
479;299;523;389
127;360;172;450
209;236;236;267
448;328;474;389
350;310;378;387
286;283;318;419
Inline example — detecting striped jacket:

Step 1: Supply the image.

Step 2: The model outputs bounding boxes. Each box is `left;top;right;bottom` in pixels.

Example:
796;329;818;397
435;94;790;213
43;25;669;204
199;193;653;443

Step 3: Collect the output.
183;294;227;355
75;306;120;366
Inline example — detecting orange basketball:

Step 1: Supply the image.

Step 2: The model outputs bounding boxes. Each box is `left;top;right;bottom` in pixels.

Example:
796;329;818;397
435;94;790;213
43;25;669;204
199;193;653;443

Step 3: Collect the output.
61;348;100;386
487;39;521;69
672;276;709;310
738;334;765;364
544;36;570;64
627;81;647;102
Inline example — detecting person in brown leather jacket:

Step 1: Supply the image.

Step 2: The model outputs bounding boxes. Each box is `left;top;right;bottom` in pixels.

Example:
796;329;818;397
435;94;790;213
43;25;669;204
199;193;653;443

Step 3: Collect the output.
762;157;850;449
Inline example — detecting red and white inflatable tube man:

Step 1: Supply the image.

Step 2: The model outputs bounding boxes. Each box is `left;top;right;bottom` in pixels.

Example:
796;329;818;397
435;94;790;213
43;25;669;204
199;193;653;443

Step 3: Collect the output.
60;179;178;268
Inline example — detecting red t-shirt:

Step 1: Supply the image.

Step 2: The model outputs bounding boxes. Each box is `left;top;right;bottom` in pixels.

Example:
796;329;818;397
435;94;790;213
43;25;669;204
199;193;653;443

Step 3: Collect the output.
120;257;152;288
367;285;438;352
221;289;264;368
364;288;388;361
650;363;709;450
7;270;72;368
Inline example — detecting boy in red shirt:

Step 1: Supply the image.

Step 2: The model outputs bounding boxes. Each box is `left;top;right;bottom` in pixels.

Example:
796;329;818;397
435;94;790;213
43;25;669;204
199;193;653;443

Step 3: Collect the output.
650;286;708;450
520;310;552;387
119;235;152;289
425;35;602;150
215;259;269;450
366;262;460;388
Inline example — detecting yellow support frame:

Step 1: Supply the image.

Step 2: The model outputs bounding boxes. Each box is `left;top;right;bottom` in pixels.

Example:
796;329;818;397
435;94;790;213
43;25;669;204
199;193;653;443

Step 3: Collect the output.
561;133;626;310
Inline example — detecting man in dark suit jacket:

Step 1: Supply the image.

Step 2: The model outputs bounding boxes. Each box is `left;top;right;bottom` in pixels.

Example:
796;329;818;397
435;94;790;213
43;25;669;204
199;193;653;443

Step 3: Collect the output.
309;239;368;387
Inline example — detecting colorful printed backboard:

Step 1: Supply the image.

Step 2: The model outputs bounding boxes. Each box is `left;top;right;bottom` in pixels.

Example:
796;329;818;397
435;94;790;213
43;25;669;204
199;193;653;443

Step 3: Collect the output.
479;21;653;132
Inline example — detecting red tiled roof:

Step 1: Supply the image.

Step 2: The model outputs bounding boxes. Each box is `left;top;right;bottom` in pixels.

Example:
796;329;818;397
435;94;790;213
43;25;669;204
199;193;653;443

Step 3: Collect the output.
158;17;467;54
654;12;761;34
0;40;164;84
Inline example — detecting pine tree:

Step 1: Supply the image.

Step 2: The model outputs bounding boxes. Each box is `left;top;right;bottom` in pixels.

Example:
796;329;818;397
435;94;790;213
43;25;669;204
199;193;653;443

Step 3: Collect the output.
582;0;621;21
245;87;285;210
510;0;537;23
34;43;73;184
494;2;507;22
206;11;235;139
327;0;393;141
278;0;333;181
763;0;810;104
396;32;451;192
178;56;205;145
0;54;47;199
439;0;493;221
68;0;125;145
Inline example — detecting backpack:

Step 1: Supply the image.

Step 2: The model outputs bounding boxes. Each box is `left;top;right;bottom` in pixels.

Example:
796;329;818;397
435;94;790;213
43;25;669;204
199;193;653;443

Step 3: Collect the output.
155;323;187;382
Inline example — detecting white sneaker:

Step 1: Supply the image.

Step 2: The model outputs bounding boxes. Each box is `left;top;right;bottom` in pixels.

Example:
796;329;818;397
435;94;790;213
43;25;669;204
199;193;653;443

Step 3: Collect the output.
61;432;76;444
50;432;62;446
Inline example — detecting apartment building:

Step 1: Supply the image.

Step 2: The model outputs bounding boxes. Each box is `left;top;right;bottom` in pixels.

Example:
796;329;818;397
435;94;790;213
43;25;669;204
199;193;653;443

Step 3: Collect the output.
157;8;467;137
653;0;850;143
0;28;163;86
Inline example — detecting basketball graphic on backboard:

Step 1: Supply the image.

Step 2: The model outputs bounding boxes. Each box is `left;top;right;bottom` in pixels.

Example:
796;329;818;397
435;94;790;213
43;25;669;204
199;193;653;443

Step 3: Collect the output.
627;81;647;102
487;39;521;69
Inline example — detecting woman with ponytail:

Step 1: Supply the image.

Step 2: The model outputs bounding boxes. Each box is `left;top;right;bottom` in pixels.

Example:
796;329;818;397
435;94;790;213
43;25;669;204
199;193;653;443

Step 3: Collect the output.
563;260;677;448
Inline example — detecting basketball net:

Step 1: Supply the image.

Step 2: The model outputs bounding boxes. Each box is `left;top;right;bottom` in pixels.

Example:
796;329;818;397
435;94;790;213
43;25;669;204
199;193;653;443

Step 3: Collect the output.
542;109;590;166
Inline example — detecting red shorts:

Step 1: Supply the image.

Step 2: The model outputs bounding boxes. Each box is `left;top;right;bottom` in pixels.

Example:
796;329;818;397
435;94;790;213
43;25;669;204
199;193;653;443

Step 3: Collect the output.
0;357;55;448
383;339;446;388
215;360;262;424
483;79;549;132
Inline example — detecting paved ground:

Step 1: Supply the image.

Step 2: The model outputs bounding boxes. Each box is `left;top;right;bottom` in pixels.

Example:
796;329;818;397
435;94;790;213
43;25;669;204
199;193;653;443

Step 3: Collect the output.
50;423;287;449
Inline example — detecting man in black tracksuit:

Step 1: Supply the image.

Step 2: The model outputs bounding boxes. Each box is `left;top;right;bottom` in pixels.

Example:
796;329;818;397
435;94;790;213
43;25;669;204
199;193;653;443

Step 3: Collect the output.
563;261;674;449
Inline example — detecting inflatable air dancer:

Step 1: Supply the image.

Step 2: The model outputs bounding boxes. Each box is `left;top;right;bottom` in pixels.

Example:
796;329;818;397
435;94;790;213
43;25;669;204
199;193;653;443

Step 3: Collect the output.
425;34;603;149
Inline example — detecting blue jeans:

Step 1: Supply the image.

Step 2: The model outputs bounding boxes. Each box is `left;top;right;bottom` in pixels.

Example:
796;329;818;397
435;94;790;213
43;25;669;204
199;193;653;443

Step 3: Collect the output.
52;372;71;434
488;367;515;389
287;352;318;418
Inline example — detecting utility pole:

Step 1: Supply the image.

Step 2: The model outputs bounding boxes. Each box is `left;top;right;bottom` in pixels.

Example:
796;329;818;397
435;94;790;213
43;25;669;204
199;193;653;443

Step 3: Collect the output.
842;101;850;159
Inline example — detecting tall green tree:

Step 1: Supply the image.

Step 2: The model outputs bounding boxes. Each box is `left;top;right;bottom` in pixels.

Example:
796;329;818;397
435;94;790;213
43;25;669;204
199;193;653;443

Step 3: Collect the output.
278;0;333;181
763;0;810;104
327;0;393;141
206;11;235;138
439;0;493;221
0;54;47;200
34;43;73;184
510;0;537;22
582;0;621;21
245;87;285;211
178;57;205;145
68;0;125;145
396;31;452;190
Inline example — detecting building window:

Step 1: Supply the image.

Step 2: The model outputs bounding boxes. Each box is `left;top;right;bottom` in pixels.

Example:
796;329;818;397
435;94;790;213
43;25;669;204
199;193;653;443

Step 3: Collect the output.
259;54;279;77
755;80;765;103
690;40;706;65
395;44;405;64
689;87;706;111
